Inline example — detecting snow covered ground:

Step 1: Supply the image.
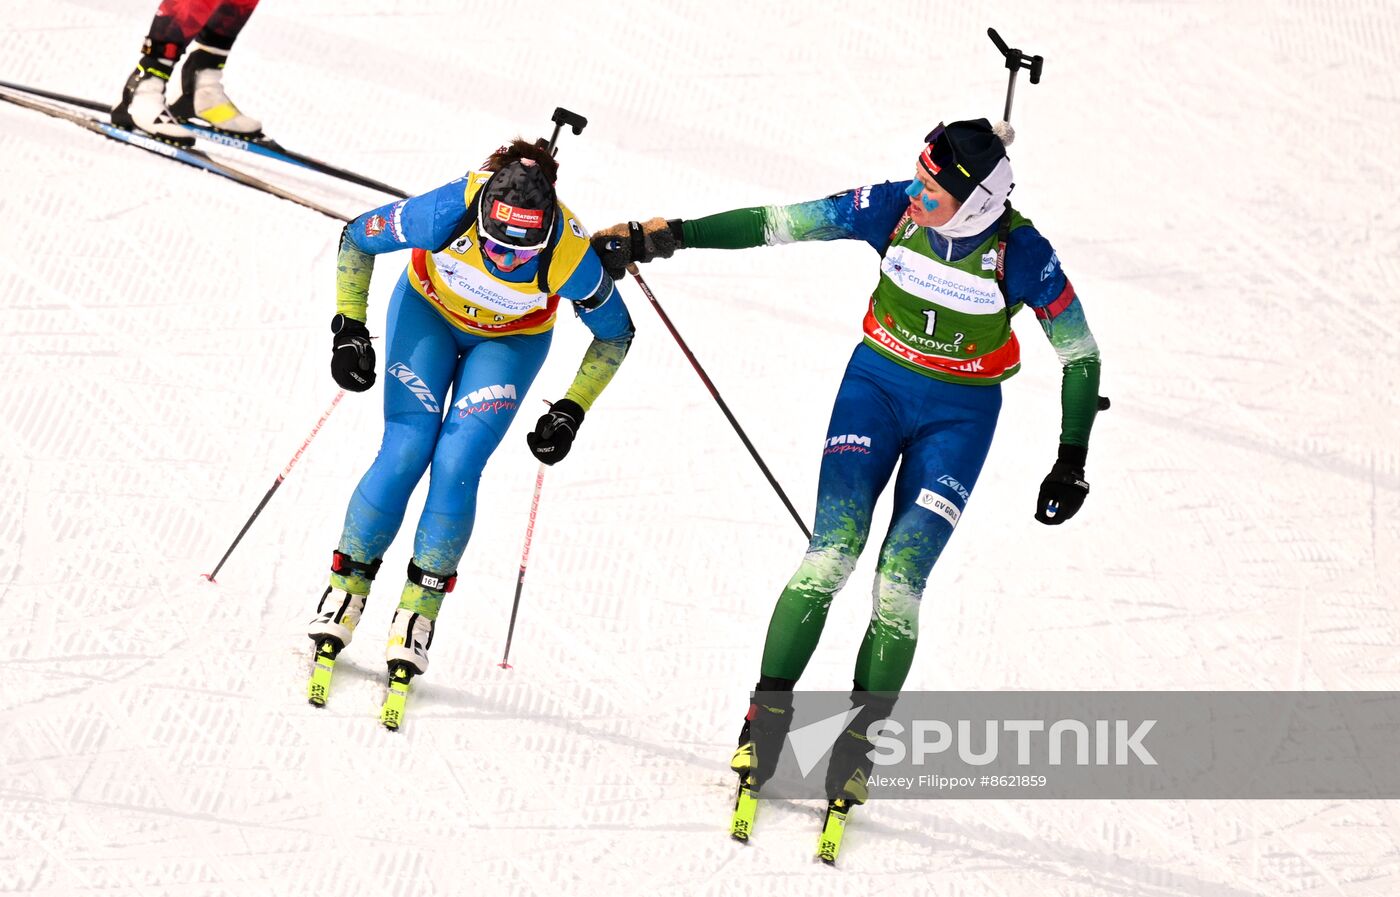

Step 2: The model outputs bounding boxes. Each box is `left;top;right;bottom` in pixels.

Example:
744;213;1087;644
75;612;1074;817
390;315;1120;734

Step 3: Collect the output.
2;1;1398;894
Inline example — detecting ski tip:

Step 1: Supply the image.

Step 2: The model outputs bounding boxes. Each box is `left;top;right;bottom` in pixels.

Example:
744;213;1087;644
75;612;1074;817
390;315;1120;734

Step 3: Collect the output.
307;678;332;706
729;781;758;842
815;802;850;865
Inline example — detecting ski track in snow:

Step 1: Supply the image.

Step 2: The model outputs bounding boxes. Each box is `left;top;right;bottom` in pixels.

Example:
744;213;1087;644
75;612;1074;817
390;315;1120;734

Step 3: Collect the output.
2;1;1399;894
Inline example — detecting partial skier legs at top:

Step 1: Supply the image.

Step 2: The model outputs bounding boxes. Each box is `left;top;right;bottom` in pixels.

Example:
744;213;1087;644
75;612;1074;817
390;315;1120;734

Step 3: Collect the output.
112;0;263;146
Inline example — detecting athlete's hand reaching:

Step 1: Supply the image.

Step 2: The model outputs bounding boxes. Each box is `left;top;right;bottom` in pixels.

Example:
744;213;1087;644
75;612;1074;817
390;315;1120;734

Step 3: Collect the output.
591;218;684;280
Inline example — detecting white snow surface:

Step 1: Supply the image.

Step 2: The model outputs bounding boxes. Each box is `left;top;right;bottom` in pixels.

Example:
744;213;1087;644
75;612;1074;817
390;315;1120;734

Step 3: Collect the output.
3;2;1399;895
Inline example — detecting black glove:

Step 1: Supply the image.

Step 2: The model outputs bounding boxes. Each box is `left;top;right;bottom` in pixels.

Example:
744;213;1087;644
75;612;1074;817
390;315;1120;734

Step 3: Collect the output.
590;217;684;280
1035;444;1090;525
330;313;376;392
526;399;585;465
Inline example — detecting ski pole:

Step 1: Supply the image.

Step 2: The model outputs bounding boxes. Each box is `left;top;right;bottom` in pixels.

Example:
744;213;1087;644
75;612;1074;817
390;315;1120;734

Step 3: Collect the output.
987;27;1044;123
203;389;346;582
494;108;584;666
626;264;812;541
499;462;547;669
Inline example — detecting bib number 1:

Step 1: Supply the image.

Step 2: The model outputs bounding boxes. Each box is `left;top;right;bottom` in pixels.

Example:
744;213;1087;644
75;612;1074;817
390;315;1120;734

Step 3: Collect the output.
923;309;937;336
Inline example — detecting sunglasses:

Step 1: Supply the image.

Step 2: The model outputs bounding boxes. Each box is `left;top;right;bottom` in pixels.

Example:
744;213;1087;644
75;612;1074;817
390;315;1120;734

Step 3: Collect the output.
482;237;542;268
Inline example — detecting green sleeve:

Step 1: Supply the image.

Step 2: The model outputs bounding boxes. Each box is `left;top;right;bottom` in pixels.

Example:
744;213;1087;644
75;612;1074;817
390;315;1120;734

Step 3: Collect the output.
680;193;865;250
335;226;375;321
1059;357;1101;448
681;208;769;250
562;335;632;412
1037;297;1102;448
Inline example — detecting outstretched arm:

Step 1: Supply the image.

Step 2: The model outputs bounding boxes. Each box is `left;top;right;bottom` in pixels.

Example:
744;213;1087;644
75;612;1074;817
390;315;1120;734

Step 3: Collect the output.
590;182;913;276
681;186;897;247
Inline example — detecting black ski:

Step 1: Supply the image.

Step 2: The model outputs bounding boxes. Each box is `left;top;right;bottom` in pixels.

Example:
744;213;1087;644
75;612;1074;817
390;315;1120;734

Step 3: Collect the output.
0;79;110;113
0;86;350;222
0;78;408;198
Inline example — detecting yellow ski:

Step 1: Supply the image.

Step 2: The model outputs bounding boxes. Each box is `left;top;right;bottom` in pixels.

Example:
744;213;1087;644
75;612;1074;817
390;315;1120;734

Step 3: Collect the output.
730;778;759;842
307;639;340;707
816;799;851;865
380;662;413;730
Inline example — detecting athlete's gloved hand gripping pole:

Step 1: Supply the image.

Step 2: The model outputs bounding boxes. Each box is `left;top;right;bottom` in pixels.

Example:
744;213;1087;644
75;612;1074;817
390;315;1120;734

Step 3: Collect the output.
330;313;375;391
593;221;812;541
526;398;584;463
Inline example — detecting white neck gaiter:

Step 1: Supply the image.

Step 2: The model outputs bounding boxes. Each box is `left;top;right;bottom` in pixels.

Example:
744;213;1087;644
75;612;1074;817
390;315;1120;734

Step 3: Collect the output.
932;157;1015;240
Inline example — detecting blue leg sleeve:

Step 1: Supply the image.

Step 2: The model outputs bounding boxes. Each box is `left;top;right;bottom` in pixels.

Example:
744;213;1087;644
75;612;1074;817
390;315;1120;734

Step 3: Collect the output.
337;276;459;567
410;328;553;574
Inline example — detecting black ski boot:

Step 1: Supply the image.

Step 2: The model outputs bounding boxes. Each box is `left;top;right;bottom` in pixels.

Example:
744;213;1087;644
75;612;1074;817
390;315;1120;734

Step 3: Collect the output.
823;687;899;806
731;675;797;789
111;43;194;146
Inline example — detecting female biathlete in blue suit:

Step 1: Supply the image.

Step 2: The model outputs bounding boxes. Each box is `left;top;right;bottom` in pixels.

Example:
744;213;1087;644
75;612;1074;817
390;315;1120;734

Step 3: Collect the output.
307;139;634;681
